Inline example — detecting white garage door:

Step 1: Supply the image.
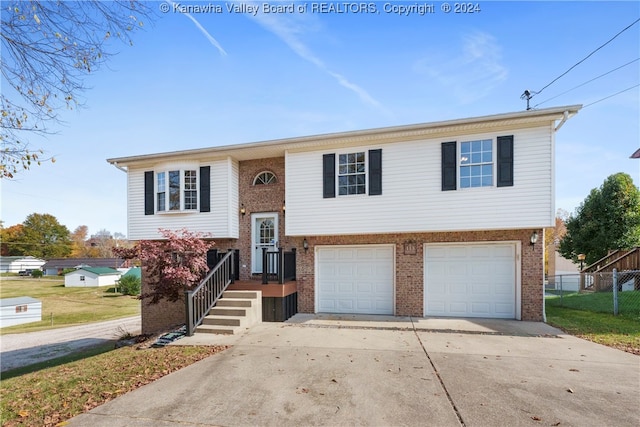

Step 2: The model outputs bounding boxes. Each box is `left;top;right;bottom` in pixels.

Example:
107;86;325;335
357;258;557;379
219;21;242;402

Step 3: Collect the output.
316;245;394;315
424;243;518;319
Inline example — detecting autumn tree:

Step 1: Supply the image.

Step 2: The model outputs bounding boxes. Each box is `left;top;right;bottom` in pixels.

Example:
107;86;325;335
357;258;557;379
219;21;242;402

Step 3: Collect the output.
0;223;24;255
559;173;640;265
15;213;72;258
70;225;89;257
1;1;154;178
113;229;215;303
544;210;568;275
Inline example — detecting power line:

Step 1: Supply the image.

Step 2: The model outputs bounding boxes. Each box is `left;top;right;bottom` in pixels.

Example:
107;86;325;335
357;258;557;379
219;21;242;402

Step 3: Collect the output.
533;58;640;108
583;84;640;109
532;18;640;98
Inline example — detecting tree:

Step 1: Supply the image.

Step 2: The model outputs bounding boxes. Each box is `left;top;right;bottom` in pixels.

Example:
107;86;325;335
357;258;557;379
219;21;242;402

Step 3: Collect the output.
0;223;24;255
544;210;568;275
70;225;89;257
559;173;640;265
17;213;72;258
1;1;154;178
113;229;214;303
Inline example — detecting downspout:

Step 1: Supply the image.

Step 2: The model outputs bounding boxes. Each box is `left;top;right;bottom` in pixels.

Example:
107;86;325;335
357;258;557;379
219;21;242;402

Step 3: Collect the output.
554;110;569;132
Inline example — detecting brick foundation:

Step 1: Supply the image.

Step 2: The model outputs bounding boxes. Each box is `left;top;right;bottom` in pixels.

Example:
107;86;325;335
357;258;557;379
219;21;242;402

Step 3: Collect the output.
296;229;544;321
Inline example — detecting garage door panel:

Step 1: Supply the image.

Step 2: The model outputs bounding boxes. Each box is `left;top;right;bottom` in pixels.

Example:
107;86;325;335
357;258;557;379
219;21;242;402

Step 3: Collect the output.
425;243;517;319
317;246;394;315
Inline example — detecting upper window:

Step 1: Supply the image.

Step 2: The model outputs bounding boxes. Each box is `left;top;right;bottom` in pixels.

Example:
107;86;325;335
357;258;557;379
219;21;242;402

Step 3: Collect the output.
253;171;277;185
338;152;366;195
157;170;197;211
460;139;493;188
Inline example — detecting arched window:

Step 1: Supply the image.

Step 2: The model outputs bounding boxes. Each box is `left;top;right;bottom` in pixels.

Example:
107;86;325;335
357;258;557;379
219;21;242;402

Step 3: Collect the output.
253;171;277;185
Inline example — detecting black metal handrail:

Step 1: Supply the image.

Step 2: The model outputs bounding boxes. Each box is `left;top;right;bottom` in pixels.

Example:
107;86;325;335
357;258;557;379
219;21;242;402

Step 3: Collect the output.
185;251;235;336
262;247;296;284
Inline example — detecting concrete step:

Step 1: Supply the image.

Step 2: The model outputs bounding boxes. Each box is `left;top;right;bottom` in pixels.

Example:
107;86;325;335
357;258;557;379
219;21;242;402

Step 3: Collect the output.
202;315;244;327
209;306;247;317
195;324;239;335
222;290;259;299
217;298;254;308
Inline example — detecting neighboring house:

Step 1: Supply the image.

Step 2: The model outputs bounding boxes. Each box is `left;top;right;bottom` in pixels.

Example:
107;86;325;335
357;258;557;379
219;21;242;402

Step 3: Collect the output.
42;258;126;276
64;267;121;287
0;256;45;274
108;105;581;333
550;252;581;291
121;267;141;280
0;297;42;328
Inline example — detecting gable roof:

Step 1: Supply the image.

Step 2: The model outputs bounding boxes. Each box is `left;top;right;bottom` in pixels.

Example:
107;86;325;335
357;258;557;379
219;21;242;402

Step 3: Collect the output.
107;105;581;168
68;267;121;276
122;267;141;279
42;258;125;270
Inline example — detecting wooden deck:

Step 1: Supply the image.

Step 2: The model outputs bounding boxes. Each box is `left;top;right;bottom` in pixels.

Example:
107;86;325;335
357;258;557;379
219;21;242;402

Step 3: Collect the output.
227;280;297;298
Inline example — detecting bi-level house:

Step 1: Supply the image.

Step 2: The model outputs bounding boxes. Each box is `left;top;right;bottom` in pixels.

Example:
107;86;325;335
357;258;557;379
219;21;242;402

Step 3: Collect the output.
108;105;581;334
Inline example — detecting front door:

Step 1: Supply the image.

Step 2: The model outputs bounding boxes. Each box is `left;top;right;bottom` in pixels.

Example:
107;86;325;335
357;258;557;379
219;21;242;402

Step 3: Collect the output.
251;213;279;273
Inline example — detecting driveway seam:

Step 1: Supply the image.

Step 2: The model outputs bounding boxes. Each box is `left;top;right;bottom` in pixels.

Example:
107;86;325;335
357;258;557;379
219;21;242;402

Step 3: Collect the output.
411;317;466;427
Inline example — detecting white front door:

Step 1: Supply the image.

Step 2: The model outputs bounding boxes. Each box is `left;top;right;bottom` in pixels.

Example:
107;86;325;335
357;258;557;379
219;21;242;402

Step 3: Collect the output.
251;213;279;274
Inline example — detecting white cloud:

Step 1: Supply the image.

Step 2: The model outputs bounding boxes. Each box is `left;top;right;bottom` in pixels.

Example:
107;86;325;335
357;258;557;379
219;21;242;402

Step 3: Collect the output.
414;31;508;104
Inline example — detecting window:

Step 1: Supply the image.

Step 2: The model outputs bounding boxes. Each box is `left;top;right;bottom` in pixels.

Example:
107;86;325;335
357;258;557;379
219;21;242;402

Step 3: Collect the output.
155;170;197;212
460;139;493;188
253;171;277;185
338;152;366;195
15;305;28;313
184;170;197;210
157;172;166;211
80;275;85;281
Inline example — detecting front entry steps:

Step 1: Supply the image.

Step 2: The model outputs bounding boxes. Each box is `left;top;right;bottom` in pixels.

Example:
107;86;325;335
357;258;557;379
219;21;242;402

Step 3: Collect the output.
195;290;262;335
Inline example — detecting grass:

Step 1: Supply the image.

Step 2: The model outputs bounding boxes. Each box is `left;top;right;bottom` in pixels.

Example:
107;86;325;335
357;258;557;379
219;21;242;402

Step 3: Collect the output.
545;291;640;317
0;342;229;427
0;277;140;334
545;295;640;355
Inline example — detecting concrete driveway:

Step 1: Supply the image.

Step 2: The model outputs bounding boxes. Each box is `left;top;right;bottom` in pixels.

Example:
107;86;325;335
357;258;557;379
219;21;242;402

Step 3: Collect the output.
68;315;639;427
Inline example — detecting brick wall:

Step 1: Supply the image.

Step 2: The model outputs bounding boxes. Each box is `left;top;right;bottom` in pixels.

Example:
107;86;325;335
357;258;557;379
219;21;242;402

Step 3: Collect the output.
296;228;544;321
140;266;186;334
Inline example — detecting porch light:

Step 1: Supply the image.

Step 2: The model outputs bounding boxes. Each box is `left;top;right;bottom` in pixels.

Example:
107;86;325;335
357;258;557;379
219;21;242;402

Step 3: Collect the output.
303;238;309;252
282;201;286;214
240;204;246;216
530;231;538;245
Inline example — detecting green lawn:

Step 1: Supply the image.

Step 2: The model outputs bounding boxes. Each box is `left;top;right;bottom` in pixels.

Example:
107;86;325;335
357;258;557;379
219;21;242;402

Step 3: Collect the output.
545;295;640;354
0;277;140;334
545;290;640;317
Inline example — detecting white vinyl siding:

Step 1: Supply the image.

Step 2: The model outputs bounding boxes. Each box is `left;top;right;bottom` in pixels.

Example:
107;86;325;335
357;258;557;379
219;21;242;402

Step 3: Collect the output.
286;125;554;236
127;158;239;240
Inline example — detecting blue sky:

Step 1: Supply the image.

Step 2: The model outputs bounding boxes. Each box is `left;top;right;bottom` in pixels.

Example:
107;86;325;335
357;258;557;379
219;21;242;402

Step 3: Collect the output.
2;0;639;237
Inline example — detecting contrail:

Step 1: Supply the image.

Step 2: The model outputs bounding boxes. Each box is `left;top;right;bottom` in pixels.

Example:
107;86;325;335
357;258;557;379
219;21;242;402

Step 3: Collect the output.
165;1;227;56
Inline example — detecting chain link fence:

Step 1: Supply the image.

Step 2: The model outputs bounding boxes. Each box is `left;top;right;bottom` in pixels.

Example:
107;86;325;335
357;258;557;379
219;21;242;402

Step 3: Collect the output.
545;270;640;317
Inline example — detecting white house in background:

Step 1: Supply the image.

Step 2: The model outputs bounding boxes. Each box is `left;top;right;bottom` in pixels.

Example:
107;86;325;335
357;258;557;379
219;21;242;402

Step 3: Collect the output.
108;105;582;333
0;297;42;328
64;267;121;287
551;251;582;291
0;256;45;273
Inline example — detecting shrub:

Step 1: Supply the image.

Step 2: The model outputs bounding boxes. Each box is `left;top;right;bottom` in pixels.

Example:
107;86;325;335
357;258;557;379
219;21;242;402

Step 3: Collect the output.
31;269;43;278
118;275;141;296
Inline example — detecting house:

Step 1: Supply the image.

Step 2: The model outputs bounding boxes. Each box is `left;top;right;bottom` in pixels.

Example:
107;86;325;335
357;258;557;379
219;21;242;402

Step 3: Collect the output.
0;256;45;274
42;258;127;276
0;297;42;328
108;105;581;333
64;267;121;287
548;251;582;292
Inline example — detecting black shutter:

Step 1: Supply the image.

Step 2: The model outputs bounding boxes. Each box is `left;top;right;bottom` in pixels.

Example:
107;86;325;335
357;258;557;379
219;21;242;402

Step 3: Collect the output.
323;153;335;198
497;135;514;187
441;142;457;191
144;171;154;215
199;166;211;212
369;149;382;196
